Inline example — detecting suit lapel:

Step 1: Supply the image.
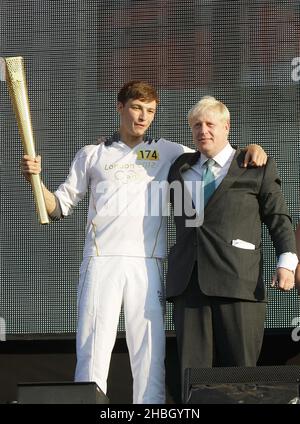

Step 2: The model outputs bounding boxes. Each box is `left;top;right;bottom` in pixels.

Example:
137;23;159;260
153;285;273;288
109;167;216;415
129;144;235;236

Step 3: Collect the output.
178;151;200;178
176;149;248;215
177;151;200;218
205;148;248;209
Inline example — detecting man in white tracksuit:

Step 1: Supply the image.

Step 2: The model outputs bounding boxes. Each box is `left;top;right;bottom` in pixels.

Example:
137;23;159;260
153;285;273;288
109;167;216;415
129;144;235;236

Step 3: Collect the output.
21;80;266;403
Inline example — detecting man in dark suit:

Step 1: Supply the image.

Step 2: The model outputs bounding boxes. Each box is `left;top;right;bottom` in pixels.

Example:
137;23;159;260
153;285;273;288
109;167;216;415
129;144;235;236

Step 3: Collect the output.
166;96;298;392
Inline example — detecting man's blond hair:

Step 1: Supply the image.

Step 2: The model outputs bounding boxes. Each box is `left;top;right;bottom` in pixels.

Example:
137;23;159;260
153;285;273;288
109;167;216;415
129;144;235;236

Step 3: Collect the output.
188;96;230;125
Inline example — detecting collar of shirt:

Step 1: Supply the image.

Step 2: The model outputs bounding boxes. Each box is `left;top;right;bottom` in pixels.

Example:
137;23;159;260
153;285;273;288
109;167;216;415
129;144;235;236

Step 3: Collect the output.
198;142;234;169
114;139;144;151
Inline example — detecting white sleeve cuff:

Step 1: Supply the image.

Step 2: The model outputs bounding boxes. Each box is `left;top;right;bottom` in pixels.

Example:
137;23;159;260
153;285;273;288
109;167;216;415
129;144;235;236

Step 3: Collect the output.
277;252;299;273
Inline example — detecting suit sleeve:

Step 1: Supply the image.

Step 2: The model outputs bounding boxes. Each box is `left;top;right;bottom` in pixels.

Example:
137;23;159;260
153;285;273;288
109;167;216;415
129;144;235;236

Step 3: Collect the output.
258;157;296;255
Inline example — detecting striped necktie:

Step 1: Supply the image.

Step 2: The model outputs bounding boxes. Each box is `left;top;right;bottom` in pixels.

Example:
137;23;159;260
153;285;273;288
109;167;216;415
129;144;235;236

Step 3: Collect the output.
203;158;216;206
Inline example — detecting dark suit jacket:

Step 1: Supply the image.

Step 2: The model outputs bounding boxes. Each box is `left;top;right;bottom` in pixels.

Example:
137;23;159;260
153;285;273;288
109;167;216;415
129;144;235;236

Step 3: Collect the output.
166;148;296;302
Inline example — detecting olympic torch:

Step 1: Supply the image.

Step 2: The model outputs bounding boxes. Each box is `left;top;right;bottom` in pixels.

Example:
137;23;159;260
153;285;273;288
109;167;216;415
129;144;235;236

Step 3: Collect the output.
2;56;49;224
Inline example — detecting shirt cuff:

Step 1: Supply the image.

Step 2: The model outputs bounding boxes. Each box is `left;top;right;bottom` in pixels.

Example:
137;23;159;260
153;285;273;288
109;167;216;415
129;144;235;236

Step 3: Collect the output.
277;252;299;273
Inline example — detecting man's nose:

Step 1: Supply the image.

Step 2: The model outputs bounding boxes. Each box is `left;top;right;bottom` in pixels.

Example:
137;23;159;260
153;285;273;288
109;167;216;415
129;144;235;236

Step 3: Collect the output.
139;110;147;120
201;124;208;134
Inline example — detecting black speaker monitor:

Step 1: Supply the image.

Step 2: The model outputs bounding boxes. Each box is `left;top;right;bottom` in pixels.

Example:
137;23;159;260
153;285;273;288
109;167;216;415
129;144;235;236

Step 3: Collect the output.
184;365;300;404
17;382;109;404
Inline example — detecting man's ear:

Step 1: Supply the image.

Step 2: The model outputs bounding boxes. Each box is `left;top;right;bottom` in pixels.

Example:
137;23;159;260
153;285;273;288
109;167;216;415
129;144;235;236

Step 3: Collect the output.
225;119;230;133
117;101;124;113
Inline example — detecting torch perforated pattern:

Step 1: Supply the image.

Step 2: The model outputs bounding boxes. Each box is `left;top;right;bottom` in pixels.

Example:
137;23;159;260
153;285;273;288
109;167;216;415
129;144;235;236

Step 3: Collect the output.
5;56;49;224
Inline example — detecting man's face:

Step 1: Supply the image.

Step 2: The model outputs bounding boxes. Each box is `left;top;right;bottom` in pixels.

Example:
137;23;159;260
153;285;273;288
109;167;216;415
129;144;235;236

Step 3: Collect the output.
190;108;230;157
117;98;157;138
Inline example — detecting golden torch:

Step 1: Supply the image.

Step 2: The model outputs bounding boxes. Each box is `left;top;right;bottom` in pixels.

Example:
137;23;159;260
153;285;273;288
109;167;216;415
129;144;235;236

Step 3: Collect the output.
4;56;49;224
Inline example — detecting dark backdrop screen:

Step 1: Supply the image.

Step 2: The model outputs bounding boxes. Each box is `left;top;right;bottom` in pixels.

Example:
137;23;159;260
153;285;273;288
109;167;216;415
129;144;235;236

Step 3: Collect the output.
0;0;299;338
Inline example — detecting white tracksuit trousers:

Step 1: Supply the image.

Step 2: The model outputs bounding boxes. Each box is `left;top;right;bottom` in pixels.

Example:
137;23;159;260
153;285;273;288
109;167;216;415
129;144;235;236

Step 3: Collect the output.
74;256;166;404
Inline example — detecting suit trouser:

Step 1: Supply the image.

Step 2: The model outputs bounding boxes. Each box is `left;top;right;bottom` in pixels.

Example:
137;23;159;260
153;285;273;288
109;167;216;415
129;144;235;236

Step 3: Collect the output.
173;266;266;397
74;256;166;404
